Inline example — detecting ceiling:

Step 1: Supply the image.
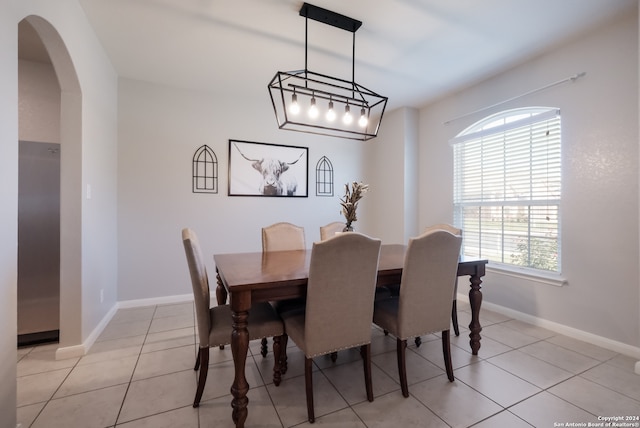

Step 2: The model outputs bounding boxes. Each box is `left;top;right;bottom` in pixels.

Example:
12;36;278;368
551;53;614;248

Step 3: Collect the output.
21;0;638;110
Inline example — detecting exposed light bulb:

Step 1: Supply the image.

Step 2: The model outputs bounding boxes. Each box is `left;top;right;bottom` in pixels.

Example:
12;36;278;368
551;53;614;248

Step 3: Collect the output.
358;108;368;127
308;96;319;119
326;100;336;122
289;93;300;115
343;104;353;125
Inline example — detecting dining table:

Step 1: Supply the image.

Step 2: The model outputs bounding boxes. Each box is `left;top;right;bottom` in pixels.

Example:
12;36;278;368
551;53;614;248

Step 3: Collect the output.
214;244;488;428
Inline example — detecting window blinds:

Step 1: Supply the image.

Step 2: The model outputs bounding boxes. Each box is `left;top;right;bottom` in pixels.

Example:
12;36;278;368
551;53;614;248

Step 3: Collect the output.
453;108;561;271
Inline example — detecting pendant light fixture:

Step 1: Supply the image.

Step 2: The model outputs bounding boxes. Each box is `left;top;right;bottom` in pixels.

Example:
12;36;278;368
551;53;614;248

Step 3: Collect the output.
268;3;388;141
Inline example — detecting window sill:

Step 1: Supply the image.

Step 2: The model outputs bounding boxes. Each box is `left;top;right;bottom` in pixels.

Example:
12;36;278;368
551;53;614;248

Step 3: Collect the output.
486;263;567;287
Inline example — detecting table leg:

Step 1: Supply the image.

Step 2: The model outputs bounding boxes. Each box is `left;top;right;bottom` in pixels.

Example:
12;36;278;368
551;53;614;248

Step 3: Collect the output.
468;274;483;355
216;271;228;350
231;308;249;427
215;269;228;305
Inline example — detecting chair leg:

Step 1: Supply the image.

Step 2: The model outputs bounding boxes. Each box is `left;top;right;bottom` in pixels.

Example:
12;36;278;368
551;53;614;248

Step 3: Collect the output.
272;335;282;386
261;337;268;358
194;350;200;371
396;338;409;397
414;336;422;347
193;347;209;407
304;357;315;423
361;344;374;402
330;351;337;362
441;330;455;382
452;299;460;336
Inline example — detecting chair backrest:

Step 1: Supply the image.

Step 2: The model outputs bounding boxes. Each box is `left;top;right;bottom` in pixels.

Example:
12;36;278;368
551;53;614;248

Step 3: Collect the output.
182;228;211;347
319;221;345;241
423;223;462;237
304;232;382;357
397;230;462;338
262;222;306;252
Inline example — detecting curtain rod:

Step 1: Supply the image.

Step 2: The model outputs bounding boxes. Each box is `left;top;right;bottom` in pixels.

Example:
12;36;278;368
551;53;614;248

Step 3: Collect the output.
444;72;586;125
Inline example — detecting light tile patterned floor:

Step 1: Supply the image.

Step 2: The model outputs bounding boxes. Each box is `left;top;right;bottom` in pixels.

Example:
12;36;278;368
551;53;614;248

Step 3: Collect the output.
16;301;640;427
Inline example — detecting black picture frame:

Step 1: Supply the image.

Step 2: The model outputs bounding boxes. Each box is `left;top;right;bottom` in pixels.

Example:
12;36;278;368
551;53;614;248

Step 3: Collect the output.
228;139;309;197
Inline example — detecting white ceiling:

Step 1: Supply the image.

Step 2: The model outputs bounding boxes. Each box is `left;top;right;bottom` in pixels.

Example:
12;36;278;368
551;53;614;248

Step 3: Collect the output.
32;1;640;109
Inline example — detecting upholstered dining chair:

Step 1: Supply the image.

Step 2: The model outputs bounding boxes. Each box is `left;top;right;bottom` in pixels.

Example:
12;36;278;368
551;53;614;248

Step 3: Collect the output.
278;232;382;423
424;223;463;337
182;228;285;407
385;223;463;341
319;221;345;240
262;221;306;252
373;229;462;397
261;222;307;362
318;221;387;364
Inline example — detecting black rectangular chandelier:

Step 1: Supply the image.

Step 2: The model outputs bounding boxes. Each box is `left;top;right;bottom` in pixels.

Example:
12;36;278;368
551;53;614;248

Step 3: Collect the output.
268;3;388;141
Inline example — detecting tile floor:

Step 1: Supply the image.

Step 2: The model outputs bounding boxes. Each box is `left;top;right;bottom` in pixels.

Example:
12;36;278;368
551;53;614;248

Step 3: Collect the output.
16;301;640;428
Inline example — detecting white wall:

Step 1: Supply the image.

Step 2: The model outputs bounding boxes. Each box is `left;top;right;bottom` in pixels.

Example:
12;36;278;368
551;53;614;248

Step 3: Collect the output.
364;107;419;244
419;10;639;350
117;78;369;301
0;2;20;426
2;0;118;425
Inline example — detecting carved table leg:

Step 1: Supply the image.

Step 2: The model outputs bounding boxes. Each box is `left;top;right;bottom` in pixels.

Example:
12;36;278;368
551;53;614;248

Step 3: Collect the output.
215;270;228;305
468;274;483;355
231;308;250;427
216;270;228;349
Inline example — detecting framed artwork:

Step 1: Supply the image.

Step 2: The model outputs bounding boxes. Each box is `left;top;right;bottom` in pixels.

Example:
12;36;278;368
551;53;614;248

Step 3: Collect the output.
228;139;309;197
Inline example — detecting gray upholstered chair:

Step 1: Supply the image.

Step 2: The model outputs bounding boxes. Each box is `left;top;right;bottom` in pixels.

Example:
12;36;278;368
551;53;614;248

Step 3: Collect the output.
279;232;382;423
261;222;307;361
319;221;345;240
423;223;463;337
318;221;386;364
386;223;463;341
262;222;306;252
182;228;285;407
373;229;462;397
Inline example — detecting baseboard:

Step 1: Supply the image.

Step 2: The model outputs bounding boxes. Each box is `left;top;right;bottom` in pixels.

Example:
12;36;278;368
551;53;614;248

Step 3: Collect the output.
117;293;193;309
52;294;193;360
55;303;119;360
456;293;640;360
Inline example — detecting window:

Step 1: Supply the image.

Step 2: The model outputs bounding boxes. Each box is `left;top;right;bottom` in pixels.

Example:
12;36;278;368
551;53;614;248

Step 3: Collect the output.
452;107;561;273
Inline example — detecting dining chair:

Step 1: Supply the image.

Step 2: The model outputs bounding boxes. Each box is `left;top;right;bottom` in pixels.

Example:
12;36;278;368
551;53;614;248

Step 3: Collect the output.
424;223;463;337
318;221;387;363
319;221;345;240
261;222;307;364
262;221;306;252
182;228;285;407
278;232;382;423
373;229;462;397
386;223;463;342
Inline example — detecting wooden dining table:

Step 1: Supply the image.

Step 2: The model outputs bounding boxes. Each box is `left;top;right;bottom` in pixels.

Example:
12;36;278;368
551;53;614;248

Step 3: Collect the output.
214;244;488;428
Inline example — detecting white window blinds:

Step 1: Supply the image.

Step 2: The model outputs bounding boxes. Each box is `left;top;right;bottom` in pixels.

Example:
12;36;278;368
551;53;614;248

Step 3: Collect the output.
452;108;561;272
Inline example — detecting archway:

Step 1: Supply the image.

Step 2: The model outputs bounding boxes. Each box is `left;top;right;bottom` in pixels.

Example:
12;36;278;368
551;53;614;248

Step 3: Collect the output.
18;15;83;352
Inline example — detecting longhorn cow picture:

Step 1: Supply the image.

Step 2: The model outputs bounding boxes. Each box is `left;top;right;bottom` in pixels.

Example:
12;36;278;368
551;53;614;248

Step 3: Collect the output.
228;140;309;197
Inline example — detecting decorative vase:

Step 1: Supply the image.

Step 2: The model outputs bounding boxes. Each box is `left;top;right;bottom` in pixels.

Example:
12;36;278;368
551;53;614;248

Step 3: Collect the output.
343;224;354;232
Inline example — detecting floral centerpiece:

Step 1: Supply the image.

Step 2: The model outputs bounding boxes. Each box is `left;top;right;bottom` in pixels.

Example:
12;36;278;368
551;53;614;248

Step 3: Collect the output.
339;181;369;231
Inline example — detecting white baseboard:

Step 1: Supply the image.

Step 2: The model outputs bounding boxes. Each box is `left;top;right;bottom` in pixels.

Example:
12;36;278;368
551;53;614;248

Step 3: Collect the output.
117;293;193;309
54;294;193;360
55;303;119;360
456;293;640;360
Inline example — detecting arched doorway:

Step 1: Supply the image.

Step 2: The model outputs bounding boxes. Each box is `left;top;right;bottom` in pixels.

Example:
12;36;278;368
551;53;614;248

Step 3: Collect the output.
18;15;83;351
